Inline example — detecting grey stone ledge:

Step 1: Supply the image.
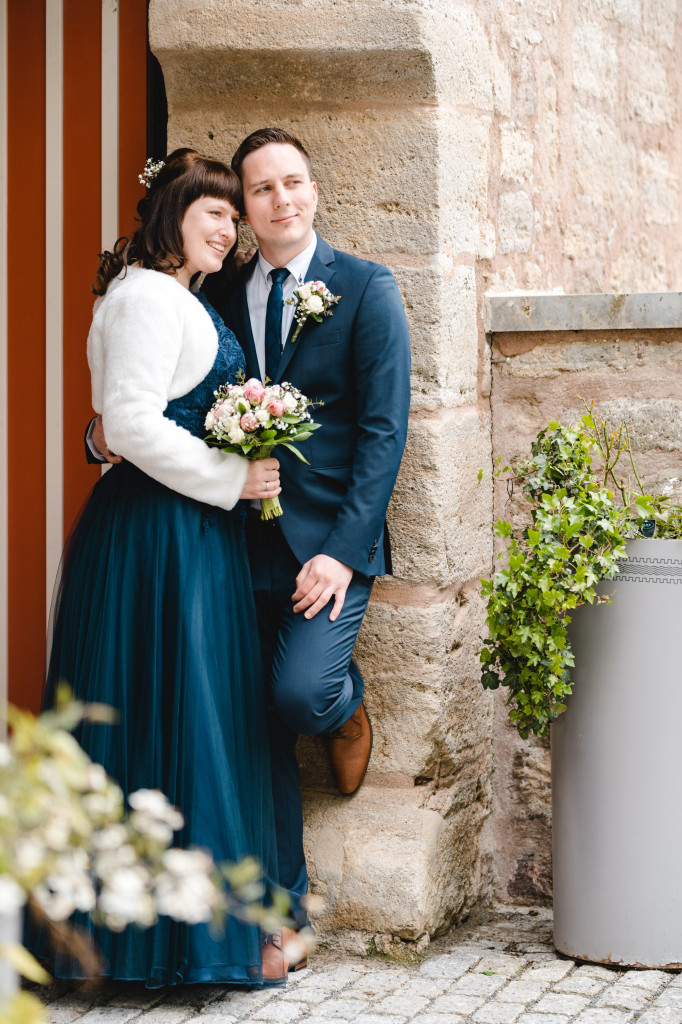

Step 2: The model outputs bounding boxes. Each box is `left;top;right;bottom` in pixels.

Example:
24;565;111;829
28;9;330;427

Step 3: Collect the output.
483;292;682;335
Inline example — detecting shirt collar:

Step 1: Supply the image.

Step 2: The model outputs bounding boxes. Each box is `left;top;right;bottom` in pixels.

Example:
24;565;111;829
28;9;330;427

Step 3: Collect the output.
257;232;318;288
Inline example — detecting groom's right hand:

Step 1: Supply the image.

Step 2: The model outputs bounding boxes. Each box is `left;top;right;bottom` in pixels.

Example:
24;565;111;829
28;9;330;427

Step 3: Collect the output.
234;246;257;271
92;415;123;464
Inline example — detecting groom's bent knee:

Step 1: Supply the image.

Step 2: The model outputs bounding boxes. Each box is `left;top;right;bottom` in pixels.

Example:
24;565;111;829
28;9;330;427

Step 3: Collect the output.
271;666;349;737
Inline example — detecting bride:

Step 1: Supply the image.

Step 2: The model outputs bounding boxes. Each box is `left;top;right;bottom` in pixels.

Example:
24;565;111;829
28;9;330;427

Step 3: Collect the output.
26;148;285;987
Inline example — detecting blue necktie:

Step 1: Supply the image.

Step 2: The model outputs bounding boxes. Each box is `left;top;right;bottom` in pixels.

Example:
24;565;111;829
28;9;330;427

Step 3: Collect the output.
264;267;289;382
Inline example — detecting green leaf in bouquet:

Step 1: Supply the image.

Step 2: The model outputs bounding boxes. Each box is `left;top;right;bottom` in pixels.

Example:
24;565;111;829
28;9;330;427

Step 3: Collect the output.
278;443;310;463
260;430;277;442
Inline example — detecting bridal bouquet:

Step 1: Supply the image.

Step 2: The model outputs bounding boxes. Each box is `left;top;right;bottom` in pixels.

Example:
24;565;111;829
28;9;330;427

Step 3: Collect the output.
205;377;321;519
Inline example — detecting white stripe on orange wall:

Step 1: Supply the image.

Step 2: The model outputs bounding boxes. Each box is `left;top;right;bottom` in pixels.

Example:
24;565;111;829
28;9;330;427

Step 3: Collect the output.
45;0;64;621
101;0;119;253
0;0;8;727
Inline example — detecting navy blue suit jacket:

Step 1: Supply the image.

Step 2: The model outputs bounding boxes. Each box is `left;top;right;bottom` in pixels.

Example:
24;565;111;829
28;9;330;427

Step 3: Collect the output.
211;236;411;577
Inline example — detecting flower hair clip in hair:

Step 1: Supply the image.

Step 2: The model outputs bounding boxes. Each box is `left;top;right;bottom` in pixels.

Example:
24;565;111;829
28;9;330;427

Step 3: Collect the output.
138;157;165;188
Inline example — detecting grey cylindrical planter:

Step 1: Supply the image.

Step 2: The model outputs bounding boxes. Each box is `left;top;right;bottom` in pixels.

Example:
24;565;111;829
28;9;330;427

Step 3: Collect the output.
0;907;21;1001
552;538;682;968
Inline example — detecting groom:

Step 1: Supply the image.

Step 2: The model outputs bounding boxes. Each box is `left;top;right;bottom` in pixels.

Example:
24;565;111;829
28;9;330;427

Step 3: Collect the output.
91;127;411;952
210;127;411;942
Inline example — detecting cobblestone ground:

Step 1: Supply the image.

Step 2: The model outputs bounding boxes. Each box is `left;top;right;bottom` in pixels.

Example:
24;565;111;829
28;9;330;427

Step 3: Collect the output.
37;906;682;1024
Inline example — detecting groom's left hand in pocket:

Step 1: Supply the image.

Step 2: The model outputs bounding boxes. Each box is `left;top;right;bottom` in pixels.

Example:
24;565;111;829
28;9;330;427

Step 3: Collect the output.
292;555;353;622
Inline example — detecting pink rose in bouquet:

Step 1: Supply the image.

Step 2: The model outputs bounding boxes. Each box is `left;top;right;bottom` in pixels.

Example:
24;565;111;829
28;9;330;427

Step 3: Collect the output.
240;413;259;432
212;401;231;421
267;399;285;418
243;378;266;404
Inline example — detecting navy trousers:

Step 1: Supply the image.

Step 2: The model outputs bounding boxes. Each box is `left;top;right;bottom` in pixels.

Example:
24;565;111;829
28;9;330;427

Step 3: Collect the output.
245;516;373;925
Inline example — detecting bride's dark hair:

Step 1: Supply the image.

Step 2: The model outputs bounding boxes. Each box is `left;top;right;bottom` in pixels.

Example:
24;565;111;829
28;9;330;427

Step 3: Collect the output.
93;148;243;296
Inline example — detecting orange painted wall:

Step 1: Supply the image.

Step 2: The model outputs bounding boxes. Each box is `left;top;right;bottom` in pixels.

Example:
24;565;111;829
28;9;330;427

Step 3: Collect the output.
62;0;103;536
7;1;150;710
7;0;47;712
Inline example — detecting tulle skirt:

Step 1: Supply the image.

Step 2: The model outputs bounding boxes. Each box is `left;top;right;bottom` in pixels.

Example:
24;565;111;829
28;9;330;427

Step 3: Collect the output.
27;461;279;987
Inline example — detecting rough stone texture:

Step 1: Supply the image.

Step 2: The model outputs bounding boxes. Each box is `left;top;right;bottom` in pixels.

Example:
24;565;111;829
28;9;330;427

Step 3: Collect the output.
389;406;492;587
150;0;682;938
477;0;682;298
300;711;492;938
497;192;534;255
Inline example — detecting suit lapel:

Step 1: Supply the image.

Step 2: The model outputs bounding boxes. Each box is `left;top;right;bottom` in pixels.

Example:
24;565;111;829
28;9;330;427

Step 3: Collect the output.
276;237;336;382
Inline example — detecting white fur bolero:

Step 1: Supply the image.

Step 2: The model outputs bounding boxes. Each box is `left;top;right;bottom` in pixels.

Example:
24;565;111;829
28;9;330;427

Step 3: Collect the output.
87;266;247;510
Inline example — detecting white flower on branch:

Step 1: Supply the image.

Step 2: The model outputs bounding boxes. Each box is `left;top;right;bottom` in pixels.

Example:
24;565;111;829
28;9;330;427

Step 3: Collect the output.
154;848;218;923
99;865;156;931
91;823;128;852
128;788;184;843
33;849;96;920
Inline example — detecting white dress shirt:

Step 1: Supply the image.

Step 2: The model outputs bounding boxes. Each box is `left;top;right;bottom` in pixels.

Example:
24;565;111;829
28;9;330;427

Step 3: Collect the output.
245;232;318;380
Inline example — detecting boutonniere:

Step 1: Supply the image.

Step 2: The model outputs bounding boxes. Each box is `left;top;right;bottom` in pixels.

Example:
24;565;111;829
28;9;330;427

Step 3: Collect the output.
286;280;341;343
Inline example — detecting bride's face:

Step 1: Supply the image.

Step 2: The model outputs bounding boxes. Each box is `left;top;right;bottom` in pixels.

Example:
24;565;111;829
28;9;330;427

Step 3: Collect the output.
179;196;240;283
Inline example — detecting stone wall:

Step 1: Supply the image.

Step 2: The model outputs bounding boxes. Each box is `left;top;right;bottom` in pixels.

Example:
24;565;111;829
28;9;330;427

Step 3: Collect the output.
478;0;682;297
477;0;682;906
149;0;495;950
149;0;682;940
487;319;682;903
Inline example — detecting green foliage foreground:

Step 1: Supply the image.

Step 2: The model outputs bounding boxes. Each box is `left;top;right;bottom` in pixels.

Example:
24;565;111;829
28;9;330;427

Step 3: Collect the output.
480;405;682;740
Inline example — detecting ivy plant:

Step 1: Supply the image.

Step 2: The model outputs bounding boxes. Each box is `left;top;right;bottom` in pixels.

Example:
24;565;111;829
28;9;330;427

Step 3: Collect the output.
480;404;682;739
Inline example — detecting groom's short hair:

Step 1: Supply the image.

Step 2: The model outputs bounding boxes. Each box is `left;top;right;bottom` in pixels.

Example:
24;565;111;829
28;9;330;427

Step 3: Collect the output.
231;127;313;179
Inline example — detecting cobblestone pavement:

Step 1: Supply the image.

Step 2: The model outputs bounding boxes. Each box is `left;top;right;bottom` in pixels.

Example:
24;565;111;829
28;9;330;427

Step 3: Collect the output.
37;906;682;1024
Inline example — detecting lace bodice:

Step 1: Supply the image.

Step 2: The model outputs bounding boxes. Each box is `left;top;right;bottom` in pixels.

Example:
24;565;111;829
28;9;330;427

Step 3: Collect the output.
164;293;246;438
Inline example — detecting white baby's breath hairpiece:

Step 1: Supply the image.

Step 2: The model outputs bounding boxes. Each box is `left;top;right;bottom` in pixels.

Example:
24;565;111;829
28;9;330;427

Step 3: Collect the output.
139;157;165;188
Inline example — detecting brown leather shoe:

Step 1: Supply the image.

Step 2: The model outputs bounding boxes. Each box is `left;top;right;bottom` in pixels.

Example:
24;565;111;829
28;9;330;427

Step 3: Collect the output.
282;925;308;972
261;932;287;981
327;701;373;795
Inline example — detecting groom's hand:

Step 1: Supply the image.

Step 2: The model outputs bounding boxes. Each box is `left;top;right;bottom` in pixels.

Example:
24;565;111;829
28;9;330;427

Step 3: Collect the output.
92;415;123;464
292;555;353;622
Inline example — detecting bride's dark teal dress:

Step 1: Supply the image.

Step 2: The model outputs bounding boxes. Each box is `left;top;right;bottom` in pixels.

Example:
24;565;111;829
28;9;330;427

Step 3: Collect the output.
27;295;279;988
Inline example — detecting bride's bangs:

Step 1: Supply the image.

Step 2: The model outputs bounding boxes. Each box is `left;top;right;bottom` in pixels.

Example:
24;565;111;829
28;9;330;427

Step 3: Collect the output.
185;158;243;216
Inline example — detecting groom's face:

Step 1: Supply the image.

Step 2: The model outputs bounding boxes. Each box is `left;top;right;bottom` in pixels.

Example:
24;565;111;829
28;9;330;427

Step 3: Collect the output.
240;142;318;263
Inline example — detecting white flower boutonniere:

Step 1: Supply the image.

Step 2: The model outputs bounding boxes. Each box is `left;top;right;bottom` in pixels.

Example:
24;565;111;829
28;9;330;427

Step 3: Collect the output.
286;280;341;343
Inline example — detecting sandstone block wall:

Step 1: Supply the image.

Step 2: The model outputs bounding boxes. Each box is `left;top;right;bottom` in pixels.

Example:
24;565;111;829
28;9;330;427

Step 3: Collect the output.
477;0;682;298
150;0;495;948
150;0;682;937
